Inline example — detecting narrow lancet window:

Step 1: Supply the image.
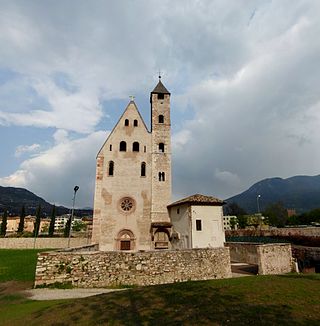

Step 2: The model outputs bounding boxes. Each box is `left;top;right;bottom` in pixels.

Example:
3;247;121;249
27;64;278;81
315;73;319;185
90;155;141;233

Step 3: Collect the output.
120;141;127;151
133;142;139;152
158;172;165;181
134;119;138;127
141;162;146;177
125;119;129;126
159;143;164;152
158;115;164;123
108;161;114;176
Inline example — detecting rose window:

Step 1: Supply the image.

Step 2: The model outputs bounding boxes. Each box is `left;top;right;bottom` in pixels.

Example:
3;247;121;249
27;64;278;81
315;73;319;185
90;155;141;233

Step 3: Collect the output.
120;198;134;212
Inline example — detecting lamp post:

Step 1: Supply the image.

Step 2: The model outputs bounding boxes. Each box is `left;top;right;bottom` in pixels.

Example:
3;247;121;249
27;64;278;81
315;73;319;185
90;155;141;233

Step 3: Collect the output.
68;185;79;247
257;194;261;214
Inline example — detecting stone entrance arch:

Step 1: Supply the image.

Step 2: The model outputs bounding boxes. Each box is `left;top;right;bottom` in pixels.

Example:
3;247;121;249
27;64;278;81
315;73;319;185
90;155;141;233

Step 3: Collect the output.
116;229;135;251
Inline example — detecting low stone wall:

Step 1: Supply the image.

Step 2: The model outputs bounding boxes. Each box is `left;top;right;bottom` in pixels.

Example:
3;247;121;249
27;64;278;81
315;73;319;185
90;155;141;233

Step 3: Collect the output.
226;227;320;238
226;242;292;275
226;242;259;265
0;238;89;249
34;247;232;288
257;243;292;275
292;245;320;262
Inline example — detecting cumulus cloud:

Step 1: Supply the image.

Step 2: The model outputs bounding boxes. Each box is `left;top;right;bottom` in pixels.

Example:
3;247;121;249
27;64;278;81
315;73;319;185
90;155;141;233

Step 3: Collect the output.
14;143;40;157
0;131;108;207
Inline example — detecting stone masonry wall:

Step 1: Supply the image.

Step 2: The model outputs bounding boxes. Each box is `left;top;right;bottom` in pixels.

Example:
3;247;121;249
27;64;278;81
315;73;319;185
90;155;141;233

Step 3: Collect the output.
226;242;292;275
226;242;259;265
0;238;88;249
35;247;232;288
257;243;292;275
226;227;320;238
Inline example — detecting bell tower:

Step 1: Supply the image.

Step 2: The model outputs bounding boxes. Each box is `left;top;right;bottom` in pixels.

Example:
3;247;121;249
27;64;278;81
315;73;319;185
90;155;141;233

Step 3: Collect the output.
150;77;172;227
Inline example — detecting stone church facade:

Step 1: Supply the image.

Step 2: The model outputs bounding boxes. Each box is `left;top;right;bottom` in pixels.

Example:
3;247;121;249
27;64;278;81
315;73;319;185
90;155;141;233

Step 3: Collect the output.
92;79;172;251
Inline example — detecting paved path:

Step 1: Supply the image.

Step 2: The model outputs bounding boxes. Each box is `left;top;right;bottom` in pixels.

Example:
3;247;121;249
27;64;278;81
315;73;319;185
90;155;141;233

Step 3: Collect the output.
25;288;127;301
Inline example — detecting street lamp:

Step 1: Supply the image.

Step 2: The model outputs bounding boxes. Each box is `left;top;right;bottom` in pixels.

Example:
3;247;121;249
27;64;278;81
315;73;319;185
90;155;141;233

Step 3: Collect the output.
68;186;79;247
257;194;261;214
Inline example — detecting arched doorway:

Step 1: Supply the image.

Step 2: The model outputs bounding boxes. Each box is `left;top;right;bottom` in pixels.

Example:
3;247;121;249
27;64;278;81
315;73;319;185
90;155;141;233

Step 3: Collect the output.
116;229;135;251
154;229;170;249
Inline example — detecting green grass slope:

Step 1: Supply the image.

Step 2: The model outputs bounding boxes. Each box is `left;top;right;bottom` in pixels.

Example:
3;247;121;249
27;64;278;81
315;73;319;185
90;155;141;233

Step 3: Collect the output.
0;249;319;325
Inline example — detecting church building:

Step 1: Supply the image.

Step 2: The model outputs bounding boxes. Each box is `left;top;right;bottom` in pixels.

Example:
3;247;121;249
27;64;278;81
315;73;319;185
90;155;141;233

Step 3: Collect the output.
92;78;225;251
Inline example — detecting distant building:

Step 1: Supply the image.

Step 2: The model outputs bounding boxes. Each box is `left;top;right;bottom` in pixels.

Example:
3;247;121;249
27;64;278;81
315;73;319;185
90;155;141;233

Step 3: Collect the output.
3;216;50;233
54;214;82;230
223;215;238;230
287;209;296;217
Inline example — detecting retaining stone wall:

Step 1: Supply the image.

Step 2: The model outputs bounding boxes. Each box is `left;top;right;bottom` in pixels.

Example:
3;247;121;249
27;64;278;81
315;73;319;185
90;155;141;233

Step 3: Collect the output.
226;228;320;238
0;238;89;249
292;245;320;262
226;242;292;275
34;247;232;288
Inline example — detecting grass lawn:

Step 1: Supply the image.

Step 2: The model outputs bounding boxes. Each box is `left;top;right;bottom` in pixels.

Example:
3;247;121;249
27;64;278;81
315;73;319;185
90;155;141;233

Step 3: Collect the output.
0;249;319;325
0;249;48;282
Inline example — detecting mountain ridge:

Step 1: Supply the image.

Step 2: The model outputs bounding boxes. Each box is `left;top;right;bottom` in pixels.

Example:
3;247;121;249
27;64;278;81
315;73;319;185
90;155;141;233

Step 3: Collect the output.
0;186;92;217
225;174;320;214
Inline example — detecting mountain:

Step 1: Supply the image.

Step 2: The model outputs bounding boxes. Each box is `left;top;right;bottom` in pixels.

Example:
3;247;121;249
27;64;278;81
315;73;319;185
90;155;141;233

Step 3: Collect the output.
0;186;92;217
225;175;320;214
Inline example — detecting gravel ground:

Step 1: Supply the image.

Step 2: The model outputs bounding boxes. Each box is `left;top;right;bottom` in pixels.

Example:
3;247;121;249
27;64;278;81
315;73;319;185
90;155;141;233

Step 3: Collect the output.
25;288;127;300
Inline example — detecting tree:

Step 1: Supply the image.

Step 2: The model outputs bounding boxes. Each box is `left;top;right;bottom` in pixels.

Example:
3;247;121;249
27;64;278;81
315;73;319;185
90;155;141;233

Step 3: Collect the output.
229;217;237;230
64;216;71;238
237;215;248;229
0;210;8;237
48;205;56;237
17;204;26;233
263;202;288;227
33;204;41;237
72;220;86;232
225;202;247;228
224;202;247;217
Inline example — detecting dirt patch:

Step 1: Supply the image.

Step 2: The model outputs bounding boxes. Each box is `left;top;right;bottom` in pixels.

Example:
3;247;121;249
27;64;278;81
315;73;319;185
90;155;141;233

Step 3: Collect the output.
0;281;33;294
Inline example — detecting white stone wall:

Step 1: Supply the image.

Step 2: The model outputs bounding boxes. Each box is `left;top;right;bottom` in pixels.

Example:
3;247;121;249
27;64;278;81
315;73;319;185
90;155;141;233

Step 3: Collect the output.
92;102;152;251
191;205;225;248
170;204;191;249
170;204;225;249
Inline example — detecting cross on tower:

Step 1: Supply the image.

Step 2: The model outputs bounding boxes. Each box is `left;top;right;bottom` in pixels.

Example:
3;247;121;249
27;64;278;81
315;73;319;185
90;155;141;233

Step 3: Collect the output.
158;70;162;80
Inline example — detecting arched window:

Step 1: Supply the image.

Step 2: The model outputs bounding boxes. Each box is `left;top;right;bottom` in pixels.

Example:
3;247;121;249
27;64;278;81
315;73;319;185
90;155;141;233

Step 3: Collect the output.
158;93;164;100
125;119;129;126
132;142;139;152
159;143;164;152
109;144;112;151
134;119;138;127
141;162;146;177
108;161;114;176
120;141;127;151
158;115;164;123
158;172;165;181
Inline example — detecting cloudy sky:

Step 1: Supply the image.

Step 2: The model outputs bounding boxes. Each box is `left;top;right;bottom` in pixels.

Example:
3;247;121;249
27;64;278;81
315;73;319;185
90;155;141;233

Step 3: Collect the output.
1;0;320;208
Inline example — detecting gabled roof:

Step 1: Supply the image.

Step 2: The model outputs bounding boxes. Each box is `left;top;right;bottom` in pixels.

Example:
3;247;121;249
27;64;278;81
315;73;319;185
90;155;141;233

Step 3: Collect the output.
96;100;150;157
151;80;171;95
168;194;225;208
